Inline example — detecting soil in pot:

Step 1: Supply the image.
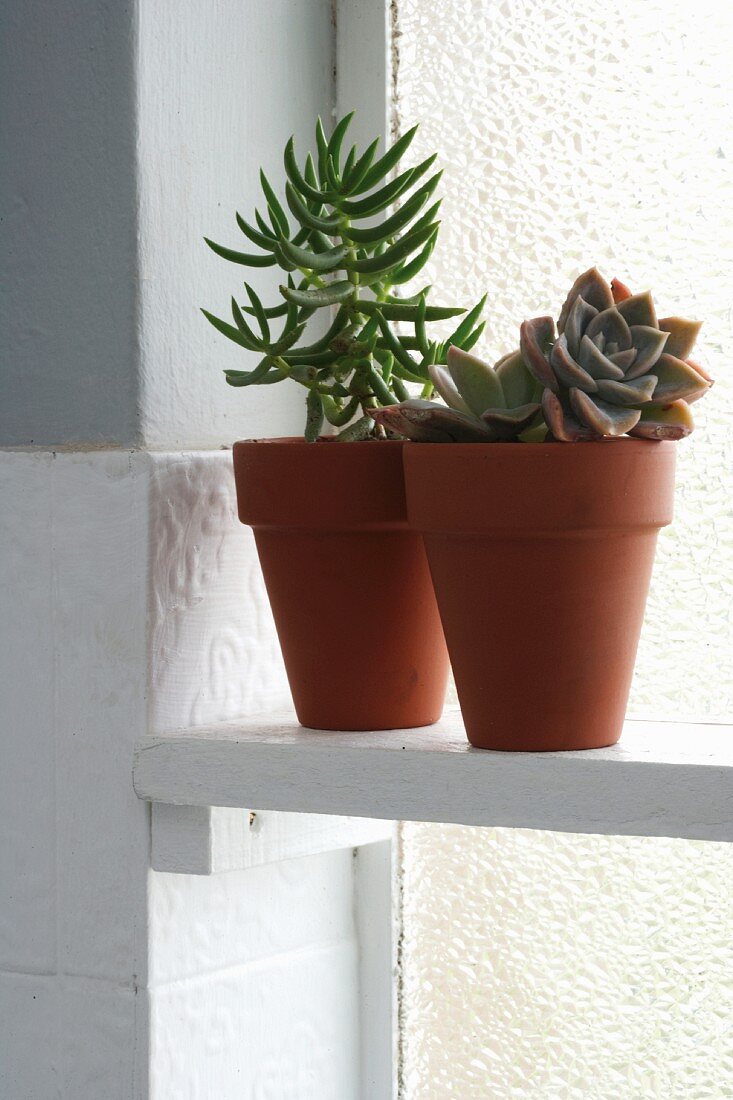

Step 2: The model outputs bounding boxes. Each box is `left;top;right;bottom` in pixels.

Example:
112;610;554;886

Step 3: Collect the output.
403;439;676;751
233;438;449;731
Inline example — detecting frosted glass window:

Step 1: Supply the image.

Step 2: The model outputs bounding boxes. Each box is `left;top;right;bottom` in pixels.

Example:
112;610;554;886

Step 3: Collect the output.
400;825;733;1098
393;0;733;720
393;1;733;1095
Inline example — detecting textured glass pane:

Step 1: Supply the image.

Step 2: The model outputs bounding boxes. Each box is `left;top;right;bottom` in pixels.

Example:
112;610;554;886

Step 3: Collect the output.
394;0;733;720
401;825;733;1098
394;2;733;1096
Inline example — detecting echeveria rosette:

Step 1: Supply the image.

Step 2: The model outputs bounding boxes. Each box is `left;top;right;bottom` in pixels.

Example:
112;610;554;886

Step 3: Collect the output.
521;267;712;442
368;345;542;441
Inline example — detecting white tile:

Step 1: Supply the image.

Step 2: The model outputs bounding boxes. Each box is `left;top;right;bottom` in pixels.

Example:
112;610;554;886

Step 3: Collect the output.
147;451;290;736
149;847;356;986
0;454;56;971
150;941;359;1100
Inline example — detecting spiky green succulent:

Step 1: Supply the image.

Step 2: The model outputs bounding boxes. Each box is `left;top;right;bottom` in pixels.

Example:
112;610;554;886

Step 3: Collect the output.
370;345;543;441
374;267;712;443
521;267;711;441
201;114;484;440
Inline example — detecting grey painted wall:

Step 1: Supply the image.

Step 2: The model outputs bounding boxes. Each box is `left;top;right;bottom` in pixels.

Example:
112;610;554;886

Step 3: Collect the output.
1;0;334;447
1;0;140;445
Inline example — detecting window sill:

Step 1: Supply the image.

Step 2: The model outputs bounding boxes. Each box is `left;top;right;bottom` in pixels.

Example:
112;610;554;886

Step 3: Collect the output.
134;706;733;844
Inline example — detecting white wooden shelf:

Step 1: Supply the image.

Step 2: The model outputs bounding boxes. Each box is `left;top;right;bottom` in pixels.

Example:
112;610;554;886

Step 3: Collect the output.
134;708;733;843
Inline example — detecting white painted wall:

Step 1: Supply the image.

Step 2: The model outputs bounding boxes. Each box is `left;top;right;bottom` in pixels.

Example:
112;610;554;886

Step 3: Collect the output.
1;2;373;1096
137;0;334;448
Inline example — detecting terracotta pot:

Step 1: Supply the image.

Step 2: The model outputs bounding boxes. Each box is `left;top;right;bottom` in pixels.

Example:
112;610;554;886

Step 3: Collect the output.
233;438;448;730
403;440;676;751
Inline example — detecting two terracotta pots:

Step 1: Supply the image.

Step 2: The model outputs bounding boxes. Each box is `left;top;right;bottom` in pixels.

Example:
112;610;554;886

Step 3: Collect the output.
233;437;675;750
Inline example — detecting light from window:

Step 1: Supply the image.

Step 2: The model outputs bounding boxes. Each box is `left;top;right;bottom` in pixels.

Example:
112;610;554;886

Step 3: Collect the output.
394;1;733;1094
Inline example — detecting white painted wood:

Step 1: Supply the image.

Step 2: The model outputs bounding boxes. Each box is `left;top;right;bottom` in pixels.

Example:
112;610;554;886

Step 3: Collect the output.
137;0;334;449
152;802;391;874
354;838;397;1100
134;709;733;842
1;451;151;1097
336;0;391;149
147;848;362;1099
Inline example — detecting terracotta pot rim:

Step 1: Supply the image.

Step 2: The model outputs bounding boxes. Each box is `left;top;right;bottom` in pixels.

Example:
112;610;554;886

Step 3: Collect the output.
233;434;410;531
234;436;405;448
403;434;676;534
401;437;673;455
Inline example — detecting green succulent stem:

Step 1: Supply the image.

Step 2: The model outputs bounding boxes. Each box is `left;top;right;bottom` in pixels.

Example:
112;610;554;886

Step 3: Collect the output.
203;114;483;439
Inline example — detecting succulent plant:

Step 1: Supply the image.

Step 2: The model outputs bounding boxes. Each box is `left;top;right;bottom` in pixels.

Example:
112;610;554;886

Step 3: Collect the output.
201;114;484;440
374;267;712;443
369;345;543;441
521;267;711;441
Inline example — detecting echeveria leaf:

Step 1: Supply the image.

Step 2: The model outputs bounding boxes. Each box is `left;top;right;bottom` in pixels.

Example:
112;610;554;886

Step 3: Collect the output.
628;400;695;440
651;353;712;402
657;317;702;360
585;308;633;351
557;268;614;332
595;375;657;405
495;350;537;407
428;363;472;414
369;400;494;442
569;389;642;436
624;325;669;377
520;316;558;392
550;334;598;392
611;277;633;303
577;335;625;380
616;290;657;329
541;390;598;442
481;403;541;440
446;345;505;414
564;295;598;359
